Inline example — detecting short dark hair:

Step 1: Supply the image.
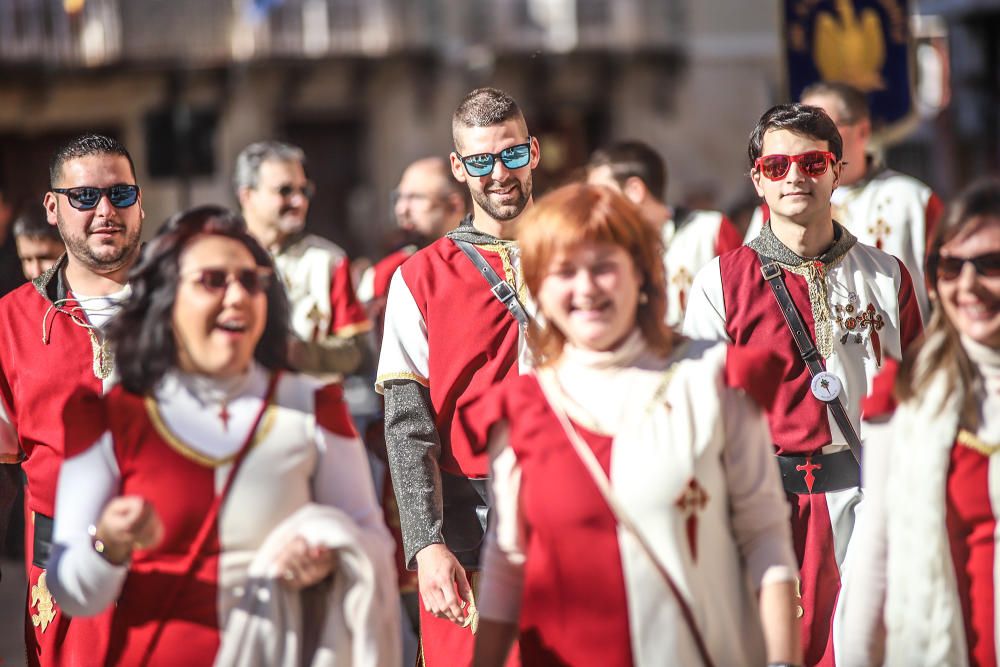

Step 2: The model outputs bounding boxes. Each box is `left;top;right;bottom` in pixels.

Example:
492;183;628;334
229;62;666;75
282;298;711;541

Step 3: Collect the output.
588;141;667;201
49;134;136;187
800;81;870;124
233;141;306;192
452;88;525;149
12;205;60;243
107;205;292;395
748;103;843;169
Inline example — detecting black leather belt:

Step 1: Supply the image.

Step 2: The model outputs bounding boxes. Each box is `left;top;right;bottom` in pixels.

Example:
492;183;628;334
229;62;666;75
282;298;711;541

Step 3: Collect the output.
777;450;860;495
32;512;54;569
441;472;489;570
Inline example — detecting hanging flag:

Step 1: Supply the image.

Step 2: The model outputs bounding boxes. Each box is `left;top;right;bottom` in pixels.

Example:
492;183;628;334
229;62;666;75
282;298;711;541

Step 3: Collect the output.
783;0;913;127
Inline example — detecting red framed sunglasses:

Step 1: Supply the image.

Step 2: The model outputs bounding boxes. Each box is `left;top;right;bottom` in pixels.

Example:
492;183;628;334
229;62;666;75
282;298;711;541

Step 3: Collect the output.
755;151;836;180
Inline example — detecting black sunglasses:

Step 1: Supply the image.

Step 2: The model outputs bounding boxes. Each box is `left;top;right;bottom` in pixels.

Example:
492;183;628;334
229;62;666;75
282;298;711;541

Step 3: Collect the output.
51;184;140;211
270;183;315;200
932;252;1000;281
455;139;532;177
183;268;274;295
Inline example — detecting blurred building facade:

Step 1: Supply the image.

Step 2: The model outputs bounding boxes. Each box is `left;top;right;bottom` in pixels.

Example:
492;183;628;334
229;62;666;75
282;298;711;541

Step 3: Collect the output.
0;0;995;258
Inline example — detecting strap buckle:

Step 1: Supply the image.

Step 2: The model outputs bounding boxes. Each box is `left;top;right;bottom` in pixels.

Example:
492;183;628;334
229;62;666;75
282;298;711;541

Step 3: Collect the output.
760;262;782;281
491;280;516;303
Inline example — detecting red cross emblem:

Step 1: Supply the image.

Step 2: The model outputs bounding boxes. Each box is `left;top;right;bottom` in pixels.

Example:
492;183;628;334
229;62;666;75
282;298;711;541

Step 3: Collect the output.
796;457;822;493
675;478;709;561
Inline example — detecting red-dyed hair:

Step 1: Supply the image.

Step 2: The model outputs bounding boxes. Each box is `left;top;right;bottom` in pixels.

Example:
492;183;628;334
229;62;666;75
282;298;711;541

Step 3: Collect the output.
519;183;674;365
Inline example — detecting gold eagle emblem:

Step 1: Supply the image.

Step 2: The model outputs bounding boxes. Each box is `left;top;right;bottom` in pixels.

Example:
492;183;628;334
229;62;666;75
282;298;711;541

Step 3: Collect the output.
814;0;886;91
31;571;57;632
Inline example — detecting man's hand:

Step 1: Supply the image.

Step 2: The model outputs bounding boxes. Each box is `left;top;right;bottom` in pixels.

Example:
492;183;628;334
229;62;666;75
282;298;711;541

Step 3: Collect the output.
415;543;472;625
95;496;164;565
272;535;338;590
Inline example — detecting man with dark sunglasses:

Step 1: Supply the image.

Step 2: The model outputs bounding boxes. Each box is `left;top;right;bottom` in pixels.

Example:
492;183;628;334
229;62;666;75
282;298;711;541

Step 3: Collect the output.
235;141;371;378
683;103;923;667
744;82;943;323
0;133;144;666
376;87;537;667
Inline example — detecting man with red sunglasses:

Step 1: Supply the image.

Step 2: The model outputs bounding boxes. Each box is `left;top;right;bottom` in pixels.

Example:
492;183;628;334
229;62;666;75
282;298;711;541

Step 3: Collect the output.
684;103;923;667
0;133;145;666
376;86;536;667
744;82;943;322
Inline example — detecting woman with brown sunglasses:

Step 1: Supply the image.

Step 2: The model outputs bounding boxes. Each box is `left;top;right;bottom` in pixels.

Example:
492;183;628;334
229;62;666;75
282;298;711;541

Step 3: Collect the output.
842;178;1000;667
45;206;400;666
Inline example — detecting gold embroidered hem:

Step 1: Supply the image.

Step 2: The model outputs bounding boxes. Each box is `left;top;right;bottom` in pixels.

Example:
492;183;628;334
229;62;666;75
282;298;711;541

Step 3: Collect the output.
375;372;429;392
31;571;56;632
330;320;374;338
956;429;1000;457
145;397;277;467
780;254;847;359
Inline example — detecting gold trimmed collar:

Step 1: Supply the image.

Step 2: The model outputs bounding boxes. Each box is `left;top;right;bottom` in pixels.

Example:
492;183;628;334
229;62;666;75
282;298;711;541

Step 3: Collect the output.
145;396;277;468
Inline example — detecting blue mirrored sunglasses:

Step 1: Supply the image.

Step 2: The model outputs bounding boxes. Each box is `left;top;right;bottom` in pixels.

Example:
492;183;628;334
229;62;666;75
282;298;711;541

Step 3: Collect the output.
455;139;532;177
51;184;140;211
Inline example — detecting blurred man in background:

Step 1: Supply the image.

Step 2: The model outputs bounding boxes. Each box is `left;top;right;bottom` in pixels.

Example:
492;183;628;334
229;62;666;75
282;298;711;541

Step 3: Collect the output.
235;140;371;377
587;140;743;326
0;175;26;298
13;205;66;281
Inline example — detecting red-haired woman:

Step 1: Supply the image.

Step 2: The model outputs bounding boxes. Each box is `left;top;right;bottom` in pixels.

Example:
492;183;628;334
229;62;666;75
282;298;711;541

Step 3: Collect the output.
842;178;1000;667
463;184;802;667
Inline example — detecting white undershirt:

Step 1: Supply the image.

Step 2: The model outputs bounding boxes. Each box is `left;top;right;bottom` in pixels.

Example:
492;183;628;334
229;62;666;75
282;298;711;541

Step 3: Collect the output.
71;285;131;329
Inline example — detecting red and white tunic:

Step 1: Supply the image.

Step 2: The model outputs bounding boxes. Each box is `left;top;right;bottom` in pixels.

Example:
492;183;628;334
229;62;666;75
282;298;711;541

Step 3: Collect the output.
0;264;126;667
663;209;743;327
461;332;797;666
683;235;923;667
841;337;1000;667
744;168;944;321
48;365;393;666
274;233;371;343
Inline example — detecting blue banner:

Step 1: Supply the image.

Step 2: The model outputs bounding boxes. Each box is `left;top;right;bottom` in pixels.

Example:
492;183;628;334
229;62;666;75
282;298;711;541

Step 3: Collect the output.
784;0;913;126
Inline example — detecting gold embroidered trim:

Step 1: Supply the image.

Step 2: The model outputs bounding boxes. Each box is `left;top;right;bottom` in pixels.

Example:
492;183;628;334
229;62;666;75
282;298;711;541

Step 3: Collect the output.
780;253;847;359
145;397;277;468
956;429;1000;457
478;242;526;303
0;453;22;464
375;372;429;392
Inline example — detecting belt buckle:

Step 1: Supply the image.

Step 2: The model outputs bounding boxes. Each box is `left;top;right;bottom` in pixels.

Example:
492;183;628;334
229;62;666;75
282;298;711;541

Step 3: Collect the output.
760;262;782;281
491;281;516;303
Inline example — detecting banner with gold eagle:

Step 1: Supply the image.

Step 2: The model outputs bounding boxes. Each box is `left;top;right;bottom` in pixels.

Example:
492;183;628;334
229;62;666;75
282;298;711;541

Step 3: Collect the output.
784;0;913;126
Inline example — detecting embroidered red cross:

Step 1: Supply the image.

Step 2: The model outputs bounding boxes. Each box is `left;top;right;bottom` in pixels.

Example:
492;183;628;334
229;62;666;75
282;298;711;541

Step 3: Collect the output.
675;479;709;561
796;457;822;493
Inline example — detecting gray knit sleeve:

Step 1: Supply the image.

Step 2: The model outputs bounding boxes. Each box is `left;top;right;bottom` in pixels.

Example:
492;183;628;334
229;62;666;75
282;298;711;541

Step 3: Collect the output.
382;379;443;569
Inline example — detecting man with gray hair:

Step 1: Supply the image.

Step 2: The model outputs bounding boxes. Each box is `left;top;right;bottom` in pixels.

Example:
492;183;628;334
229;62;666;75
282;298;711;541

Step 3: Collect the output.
235;141;371;376
376;87;537;666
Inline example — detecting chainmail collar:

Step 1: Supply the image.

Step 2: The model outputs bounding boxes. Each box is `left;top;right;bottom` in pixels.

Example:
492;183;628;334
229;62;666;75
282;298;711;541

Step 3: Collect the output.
748;220;856;267
445;214;517;248
31;253;70;304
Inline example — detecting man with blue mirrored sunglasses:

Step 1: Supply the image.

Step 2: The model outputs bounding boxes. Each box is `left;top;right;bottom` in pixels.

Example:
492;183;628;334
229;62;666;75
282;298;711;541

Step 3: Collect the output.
377;86;538;667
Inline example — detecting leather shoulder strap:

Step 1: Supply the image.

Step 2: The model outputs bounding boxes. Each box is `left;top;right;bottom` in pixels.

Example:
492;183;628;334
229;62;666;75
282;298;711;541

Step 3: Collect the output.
453;239;529;329
756;252;864;466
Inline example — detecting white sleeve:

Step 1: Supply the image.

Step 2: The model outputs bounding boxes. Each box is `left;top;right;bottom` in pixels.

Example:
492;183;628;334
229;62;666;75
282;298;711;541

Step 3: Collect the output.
312;425;394;553
721;387;797;589
476;424;527;623
682;258;731;342
48;433;128;617
375;269;429;393
839;418;891;667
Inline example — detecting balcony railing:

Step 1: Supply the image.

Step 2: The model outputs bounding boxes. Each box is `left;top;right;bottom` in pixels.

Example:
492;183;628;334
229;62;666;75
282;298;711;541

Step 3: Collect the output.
0;0;684;67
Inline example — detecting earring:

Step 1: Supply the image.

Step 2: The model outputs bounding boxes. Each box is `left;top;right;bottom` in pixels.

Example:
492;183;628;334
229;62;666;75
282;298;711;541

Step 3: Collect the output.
638;291;649;305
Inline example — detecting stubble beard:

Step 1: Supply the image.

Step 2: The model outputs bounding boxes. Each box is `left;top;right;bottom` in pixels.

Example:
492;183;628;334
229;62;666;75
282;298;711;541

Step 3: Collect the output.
472;175;532;222
56;212;141;274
